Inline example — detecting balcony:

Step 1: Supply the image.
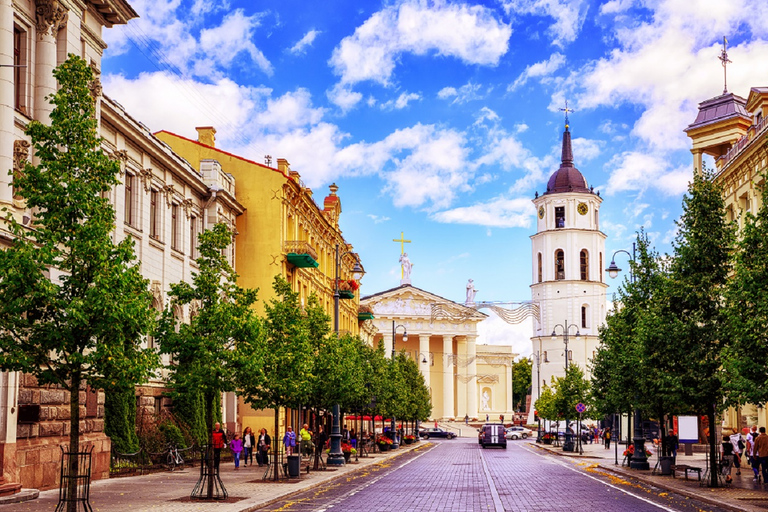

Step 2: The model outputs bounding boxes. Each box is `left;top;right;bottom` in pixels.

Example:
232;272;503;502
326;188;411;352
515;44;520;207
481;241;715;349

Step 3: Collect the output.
284;241;319;268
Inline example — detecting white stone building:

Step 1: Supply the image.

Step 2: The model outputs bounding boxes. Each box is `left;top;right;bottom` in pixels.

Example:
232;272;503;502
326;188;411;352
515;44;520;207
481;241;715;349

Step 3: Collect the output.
528;122;608;423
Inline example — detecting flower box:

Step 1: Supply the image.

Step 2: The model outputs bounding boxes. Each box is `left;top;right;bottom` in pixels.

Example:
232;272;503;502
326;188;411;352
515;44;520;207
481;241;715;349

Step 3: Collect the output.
339;290;355;299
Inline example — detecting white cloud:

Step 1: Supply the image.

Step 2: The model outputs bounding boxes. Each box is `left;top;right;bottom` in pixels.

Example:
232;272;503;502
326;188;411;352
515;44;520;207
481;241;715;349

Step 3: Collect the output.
572;137;601;161
329;1;511;86
254;89;325;133
478;315;534;356
437;87;457;99
197;10;273;76
380;92;422;110
437;82;485;104
367;214;391;224
290;30;321;55
327;83;364;111
500;0;590;47
432;196;533;228
509;52;566;90
602;151;690;197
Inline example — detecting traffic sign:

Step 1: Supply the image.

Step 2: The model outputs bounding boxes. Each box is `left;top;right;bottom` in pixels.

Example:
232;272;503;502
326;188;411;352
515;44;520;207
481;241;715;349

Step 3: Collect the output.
575;402;586;414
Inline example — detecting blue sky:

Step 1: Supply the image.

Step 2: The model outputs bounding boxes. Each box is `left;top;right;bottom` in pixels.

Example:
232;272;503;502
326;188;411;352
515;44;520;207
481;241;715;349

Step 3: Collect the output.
100;0;768;357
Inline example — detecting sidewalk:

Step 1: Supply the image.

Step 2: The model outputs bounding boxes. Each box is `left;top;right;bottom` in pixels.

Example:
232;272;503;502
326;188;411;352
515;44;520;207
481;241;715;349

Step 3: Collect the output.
535;438;768;512
8;443;426;512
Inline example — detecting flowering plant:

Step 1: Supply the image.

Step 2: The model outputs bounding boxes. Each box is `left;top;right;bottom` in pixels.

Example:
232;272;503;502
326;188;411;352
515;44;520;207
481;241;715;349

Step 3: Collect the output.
376;436;393;445
542;433;554;440
337;279;359;291
403;435;416;441
341;442;356;454
623;444;651;457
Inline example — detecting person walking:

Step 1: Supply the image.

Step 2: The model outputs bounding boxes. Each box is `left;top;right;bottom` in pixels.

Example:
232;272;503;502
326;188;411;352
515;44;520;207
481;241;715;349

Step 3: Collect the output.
748;425;760;481
729;430;743;476
243;427;255;467
299;424;313;455
284;426;297;456
753;427;768;483
721;434;734;483
464;414;469;425
211;422;227;471
231;433;243;470
603;427;611;450
256;428;271;467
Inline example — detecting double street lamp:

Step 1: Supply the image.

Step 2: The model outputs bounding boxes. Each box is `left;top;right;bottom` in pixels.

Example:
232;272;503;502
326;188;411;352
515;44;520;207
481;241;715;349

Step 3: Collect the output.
328;244;365;466
605;243;649;470
390;322;407;448
551;320;580;452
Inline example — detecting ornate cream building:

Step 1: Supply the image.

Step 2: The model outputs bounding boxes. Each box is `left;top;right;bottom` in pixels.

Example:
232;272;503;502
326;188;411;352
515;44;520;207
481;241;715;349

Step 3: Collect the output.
362;284;517;421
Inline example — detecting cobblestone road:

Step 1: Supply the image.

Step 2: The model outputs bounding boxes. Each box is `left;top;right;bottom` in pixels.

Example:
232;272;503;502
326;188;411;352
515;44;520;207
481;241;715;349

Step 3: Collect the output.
256;439;732;512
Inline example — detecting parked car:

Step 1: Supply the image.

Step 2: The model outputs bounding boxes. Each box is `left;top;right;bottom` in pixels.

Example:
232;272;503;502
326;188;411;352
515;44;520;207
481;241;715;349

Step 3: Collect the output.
420;428;456;440
505;426;533;440
479;423;507;449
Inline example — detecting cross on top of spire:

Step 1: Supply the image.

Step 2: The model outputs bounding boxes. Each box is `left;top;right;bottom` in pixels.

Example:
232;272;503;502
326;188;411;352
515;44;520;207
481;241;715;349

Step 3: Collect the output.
559;100;574;130
719;36;732;95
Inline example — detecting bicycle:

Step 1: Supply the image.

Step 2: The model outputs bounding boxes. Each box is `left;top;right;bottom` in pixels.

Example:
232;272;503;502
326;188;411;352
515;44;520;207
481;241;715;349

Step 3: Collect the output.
166;444;184;471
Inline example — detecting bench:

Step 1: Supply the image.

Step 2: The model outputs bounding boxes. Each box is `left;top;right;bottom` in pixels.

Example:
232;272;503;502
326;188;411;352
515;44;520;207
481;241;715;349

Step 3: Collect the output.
671;464;702;481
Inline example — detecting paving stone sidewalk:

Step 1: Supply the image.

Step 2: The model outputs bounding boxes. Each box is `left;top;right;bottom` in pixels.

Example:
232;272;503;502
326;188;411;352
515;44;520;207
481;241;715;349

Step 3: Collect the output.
7;444;424;512
535;438;768;512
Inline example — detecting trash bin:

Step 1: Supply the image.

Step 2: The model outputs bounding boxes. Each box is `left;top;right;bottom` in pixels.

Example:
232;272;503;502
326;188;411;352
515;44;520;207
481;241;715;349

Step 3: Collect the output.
287;455;300;477
659;456;673;475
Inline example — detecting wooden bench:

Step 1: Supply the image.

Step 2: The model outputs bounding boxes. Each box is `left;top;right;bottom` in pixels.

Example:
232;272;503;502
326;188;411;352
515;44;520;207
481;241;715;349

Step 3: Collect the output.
671;464;702;481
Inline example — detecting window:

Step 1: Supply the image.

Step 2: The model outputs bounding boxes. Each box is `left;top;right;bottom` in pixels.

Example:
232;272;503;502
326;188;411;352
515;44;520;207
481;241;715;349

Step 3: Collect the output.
171;204;180;251
149;189;160;240
190;215;198;259
555;206;565;228
599;253;603;282
580;250;589;280
124;173;137;227
568;350;573;361
13;26;27;113
543;351;549;362
555;250;565;280
537;253;542;283
581;305;589;328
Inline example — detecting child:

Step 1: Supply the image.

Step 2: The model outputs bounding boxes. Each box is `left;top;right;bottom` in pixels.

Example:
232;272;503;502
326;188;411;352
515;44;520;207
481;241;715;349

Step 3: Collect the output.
231;433;243;469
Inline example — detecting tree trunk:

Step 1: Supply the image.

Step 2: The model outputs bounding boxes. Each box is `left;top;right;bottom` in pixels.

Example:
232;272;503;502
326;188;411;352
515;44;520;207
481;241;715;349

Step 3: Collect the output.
708;406;718;488
273;409;280;481
206;390;214;499
66;375;81;512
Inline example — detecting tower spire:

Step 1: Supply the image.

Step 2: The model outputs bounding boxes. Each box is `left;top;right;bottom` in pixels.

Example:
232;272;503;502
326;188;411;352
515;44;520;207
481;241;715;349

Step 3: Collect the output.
559;100;574;166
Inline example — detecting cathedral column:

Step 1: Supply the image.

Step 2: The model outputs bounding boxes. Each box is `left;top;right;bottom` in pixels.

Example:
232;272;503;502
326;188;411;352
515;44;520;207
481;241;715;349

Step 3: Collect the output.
466;335;478;420
0;0;14;204
418;333;430;390
456;337;467;420
34;0;66;124
382;332;393;359
442;335;453;420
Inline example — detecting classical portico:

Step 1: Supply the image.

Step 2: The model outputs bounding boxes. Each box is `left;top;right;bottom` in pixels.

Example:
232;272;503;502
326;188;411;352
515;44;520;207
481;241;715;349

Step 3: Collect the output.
363;284;517;421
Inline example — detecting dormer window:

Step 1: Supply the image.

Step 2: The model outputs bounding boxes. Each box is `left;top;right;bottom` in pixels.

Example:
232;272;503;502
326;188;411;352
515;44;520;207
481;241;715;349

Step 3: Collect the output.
555;207;565;228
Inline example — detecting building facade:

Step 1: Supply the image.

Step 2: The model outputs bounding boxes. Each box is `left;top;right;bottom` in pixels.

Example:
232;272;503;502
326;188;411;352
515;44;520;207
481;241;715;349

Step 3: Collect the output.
528;122;607;423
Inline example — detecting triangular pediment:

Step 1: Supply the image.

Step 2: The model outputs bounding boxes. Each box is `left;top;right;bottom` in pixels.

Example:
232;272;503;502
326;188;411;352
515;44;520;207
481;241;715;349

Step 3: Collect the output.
361;284;487;323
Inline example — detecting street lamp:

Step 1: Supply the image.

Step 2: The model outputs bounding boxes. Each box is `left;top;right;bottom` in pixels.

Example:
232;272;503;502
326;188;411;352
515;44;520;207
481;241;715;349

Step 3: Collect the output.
390;322;407;448
329;244;365;467
551;320;580;452
530;352;542;442
605;243;649;470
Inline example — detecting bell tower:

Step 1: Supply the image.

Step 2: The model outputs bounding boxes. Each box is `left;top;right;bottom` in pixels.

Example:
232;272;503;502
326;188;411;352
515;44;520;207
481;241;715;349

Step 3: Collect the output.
530;119;608;405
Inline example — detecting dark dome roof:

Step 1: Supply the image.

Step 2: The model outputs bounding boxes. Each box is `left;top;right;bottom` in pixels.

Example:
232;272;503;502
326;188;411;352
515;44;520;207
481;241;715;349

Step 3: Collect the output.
543;126;589;195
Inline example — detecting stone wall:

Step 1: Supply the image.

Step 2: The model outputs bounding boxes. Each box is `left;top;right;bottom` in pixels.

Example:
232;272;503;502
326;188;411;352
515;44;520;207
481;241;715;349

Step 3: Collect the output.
16;373;110;490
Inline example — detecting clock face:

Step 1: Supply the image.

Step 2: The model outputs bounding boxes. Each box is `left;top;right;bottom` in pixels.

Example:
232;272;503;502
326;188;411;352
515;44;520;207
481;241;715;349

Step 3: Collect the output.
577;202;588;215
538;206;545;219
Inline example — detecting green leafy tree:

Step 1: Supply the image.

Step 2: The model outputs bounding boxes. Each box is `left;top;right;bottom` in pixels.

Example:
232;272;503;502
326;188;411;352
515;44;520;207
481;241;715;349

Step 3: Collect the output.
724;177;768;406
0;55;157;511
155;223;262;498
551;365;593;421
648;170;734;486
534;385;557;422
241;275;312;480
511;358;532;412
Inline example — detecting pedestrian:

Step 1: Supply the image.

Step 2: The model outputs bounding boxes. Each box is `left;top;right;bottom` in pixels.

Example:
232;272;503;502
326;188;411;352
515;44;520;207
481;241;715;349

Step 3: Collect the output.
666;429;679;462
748;425;760;481
350;427;357;449
300;423;312;455
257;428;271;467
211;422;226;471
603;427;611;450
314;425;328;469
753;427;768;483
464;414;469;425
231;432;243;470
721;434;734;483
342;424;350;442
243;426;255;466
485;414;489;423
729;430;743;476
284;426;297;456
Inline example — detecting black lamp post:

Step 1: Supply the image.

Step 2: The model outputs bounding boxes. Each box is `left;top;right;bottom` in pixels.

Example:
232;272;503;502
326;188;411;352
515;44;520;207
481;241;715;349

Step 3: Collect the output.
551;320;580;452
606;243;649;470
390;322;407;449
329;244;365;466
530;351;542;442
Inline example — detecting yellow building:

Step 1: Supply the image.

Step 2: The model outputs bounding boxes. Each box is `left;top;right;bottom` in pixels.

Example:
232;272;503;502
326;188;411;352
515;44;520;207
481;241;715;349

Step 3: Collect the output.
686;87;768;431
156;127;373;432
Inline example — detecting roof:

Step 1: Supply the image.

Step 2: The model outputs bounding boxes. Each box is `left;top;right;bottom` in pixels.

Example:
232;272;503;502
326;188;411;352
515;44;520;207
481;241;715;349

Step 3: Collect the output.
361;284;488;319
685;92;751;132
542;126;590;195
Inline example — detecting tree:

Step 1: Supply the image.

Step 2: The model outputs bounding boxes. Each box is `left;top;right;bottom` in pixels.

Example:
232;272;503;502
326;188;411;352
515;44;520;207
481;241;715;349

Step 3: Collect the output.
534;385;557;422
552;365;593;421
0;55;157;511
650;170;734;486
241;275;313;480
511;358;532;412
724;176;768;406
156;223;262;498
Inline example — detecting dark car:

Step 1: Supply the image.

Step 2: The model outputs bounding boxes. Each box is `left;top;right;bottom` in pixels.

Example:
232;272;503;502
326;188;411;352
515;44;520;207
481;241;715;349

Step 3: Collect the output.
420;428;456;440
479;423;507;449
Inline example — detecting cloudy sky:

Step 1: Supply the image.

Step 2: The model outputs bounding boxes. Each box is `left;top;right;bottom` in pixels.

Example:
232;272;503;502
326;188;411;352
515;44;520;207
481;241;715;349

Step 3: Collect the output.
101;0;768;357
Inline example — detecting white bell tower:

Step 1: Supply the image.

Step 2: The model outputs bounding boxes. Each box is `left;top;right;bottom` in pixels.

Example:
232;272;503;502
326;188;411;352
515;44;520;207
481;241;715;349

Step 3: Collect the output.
529;119;607;419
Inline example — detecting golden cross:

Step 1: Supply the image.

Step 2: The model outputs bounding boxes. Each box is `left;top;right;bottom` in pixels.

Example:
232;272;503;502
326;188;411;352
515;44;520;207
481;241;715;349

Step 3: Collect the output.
393;231;411;279
559;100;574;129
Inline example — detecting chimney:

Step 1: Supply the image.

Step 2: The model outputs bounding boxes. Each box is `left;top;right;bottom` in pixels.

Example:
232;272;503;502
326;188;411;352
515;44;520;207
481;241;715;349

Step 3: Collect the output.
196;126;216;147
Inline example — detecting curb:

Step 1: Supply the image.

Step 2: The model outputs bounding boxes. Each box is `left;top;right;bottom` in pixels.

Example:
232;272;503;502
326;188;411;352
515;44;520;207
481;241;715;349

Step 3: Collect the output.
242;442;428;512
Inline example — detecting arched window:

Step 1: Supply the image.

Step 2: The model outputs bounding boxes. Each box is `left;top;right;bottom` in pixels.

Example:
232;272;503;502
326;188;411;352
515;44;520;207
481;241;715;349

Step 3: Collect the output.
537;253;542;283
555;250;565;280
581;304;589;328
580;250;589;280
